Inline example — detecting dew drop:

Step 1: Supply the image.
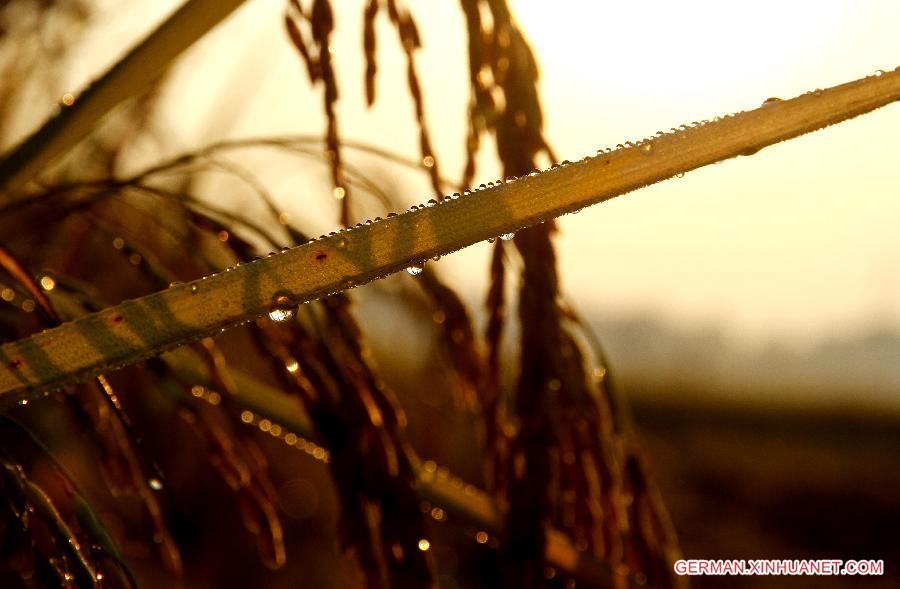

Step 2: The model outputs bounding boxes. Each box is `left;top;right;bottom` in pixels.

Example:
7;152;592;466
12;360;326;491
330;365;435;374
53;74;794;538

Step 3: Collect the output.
426;199;438;207
640;142;653;155
148;478;163;491
499;232;515;241
405;264;424;276
269;295;295;322
333;187;346;200
190;284;199;294
269;308;294;322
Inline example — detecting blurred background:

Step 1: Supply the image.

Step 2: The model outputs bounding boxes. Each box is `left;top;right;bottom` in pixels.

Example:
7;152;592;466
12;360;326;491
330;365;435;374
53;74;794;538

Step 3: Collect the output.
2;0;899;587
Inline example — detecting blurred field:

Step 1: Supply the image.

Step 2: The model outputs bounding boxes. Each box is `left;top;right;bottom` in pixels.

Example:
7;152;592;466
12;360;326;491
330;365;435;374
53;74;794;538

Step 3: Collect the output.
634;399;900;588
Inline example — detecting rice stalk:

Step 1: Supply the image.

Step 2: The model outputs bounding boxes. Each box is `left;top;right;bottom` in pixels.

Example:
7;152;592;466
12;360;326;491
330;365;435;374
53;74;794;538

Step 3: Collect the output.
284;0;351;225
0;243;183;574
163;347;629;588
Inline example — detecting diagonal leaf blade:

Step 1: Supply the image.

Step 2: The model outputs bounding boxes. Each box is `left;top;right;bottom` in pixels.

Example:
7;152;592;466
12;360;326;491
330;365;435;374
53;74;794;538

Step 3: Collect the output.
0;69;898;400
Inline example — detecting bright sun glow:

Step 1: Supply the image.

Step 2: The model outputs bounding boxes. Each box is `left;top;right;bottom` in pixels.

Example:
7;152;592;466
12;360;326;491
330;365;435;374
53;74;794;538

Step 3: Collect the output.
514;1;866;108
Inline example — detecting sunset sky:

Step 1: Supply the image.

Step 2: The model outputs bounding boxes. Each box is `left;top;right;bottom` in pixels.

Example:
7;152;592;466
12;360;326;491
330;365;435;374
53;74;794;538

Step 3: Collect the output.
29;0;900;349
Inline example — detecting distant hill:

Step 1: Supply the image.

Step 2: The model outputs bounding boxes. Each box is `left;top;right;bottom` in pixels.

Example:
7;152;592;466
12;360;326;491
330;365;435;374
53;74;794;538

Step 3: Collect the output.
589;313;900;414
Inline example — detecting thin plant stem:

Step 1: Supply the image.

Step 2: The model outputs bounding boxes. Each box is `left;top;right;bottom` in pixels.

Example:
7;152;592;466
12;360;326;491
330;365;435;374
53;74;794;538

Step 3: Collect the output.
0;0;248;195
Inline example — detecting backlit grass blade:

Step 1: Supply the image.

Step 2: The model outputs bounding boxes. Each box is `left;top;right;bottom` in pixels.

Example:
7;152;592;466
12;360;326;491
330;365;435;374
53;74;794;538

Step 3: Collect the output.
0;69;898;401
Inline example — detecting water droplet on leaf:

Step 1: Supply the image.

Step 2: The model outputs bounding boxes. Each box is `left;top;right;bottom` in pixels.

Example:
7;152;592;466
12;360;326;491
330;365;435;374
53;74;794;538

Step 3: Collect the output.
269;295;295;322
269;308;294;322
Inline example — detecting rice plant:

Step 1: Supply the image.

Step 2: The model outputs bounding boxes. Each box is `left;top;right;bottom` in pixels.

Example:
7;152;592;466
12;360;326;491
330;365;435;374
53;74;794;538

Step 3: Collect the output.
0;1;897;587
